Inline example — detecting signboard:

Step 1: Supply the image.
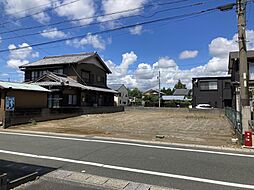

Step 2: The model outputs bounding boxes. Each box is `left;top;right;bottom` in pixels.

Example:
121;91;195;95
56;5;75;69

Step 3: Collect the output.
5;96;15;111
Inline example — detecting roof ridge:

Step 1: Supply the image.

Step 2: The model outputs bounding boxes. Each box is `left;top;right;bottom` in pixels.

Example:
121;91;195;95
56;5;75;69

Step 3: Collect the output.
43;52;96;59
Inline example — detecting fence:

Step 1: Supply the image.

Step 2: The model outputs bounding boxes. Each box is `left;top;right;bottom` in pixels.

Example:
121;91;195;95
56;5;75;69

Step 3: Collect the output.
2;106;124;128
248;120;254;132
225;107;243;142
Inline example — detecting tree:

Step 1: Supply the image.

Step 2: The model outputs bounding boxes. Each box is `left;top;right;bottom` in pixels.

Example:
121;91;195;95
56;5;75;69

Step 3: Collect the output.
174;79;186;89
128;87;142;98
161;87;173;95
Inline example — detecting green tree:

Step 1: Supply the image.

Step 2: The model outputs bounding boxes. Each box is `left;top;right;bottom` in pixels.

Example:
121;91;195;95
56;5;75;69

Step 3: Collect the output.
128;87;142;98
174;79;186;89
161;87;173;95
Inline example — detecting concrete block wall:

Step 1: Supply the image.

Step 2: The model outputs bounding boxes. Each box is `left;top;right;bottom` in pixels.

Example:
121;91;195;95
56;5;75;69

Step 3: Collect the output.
2;106;124;128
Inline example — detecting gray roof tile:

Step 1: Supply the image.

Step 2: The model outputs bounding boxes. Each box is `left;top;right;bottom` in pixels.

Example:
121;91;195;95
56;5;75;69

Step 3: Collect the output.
33;72;117;93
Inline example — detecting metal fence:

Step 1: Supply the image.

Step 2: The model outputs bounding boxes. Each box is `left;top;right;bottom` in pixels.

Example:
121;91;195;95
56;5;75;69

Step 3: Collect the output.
248;120;254;132
225;107;242;135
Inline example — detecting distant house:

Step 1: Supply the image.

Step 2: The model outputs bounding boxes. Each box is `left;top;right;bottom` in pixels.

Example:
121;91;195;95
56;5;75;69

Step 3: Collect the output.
192;76;232;108
173;89;190;97
143;89;165;97
108;84;129;106
162;95;190;101
19;52;117;108
228;50;254;111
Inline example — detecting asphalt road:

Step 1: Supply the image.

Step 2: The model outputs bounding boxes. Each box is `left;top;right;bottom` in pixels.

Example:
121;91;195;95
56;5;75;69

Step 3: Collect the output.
0;131;254;190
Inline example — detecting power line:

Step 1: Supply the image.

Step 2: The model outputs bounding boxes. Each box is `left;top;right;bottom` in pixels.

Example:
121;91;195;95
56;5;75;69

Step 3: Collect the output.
0;0;82;26
0;6;219;54
0;0;194;33
0;2;206;41
3;0;60;16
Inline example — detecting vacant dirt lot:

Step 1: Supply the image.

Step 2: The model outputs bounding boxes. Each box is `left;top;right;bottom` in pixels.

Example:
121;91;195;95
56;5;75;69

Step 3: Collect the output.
11;108;237;147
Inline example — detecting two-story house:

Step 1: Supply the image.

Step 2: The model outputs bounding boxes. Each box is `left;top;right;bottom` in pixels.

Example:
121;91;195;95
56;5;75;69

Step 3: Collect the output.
19;52;117;108
228;50;254;111
108;84;129;106
192;76;232;108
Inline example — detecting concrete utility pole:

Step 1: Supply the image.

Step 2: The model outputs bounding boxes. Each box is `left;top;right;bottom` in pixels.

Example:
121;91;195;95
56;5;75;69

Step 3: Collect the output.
158;70;161;108
237;0;250;133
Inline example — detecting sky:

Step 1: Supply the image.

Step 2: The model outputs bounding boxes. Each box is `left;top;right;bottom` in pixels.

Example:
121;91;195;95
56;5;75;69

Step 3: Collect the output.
0;0;254;90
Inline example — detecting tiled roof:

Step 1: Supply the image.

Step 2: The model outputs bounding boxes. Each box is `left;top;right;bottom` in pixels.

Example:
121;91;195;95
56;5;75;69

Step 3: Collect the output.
162;95;191;101
19;52;112;73
108;84;125;91
20;53;95;68
162;95;185;101
144;89;165;95
0;81;50;92
33;72;117;93
173;89;190;96
229;50;254;59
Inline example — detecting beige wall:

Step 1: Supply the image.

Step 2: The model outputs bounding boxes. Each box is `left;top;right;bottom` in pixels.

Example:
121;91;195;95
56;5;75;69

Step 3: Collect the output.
6;90;48;109
0;90;5;122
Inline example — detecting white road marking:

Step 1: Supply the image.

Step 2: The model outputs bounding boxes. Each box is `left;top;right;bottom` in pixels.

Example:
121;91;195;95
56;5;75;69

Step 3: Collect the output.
0;131;253;158
0;149;253;189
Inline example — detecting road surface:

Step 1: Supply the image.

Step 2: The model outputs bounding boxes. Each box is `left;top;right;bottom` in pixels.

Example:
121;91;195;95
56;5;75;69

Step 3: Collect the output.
0;131;254;190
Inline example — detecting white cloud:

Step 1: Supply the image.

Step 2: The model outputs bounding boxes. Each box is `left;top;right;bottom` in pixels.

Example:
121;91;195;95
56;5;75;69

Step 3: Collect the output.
205;30;254;73
179;50;198;59
66;33;106;50
135;63;154;79
153;57;177;69
129;25;142;35
54;0;95;25
3;0;53;23
0;36;2;44
106;30;254;90
98;0;147;26
7;43;39;69
41;27;67;39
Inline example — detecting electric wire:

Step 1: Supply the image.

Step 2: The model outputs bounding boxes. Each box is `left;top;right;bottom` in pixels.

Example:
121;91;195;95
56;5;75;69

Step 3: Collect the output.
0;0;195;33
0;2;206;41
0;6;219;54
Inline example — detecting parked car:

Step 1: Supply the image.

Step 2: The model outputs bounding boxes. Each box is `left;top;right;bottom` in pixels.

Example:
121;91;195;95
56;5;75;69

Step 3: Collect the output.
195;104;213;109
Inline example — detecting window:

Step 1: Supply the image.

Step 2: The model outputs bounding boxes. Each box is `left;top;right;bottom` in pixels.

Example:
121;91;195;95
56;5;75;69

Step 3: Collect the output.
200;81;218;90
225;82;231;89
81;71;90;83
97;76;101;82
38;70;47;78
53;68;63;74
249;62;254;80
97;76;105;84
31;71;38;80
68;95;77;105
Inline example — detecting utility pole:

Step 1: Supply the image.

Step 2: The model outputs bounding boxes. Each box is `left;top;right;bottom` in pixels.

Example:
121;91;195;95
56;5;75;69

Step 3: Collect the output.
237;0;250;133
158;70;161;108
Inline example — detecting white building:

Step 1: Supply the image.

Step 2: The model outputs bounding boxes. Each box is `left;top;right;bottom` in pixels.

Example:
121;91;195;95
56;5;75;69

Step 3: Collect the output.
108;84;129;106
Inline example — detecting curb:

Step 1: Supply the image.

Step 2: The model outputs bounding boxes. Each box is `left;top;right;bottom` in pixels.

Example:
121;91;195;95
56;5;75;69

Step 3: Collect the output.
1;128;254;153
42;169;178;190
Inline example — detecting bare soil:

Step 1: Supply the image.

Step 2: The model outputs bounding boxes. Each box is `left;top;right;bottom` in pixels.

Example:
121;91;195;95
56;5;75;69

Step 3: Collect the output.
11;108;238;147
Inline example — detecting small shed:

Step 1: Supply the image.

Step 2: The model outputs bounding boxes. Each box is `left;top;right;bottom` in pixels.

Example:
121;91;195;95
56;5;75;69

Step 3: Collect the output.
0;82;50;125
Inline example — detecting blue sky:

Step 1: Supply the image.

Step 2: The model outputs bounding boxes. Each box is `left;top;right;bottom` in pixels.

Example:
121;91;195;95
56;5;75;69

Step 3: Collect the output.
0;0;254;90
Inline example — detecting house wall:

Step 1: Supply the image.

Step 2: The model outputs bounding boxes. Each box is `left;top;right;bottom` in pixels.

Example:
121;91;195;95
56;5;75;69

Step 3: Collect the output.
0;90;5;123
192;77;232;108
67;58;107;88
117;85;129;106
6;90;48;108
24;65;65;82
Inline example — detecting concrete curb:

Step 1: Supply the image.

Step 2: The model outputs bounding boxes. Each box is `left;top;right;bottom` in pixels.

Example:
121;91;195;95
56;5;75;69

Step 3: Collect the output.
42;169;177;190
1;129;254;153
